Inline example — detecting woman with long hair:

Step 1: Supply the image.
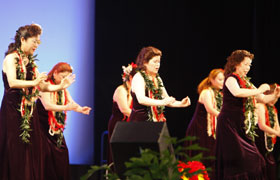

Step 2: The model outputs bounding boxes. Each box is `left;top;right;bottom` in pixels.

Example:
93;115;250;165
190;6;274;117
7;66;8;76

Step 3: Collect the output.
107;62;137;166
0;24;74;179
185;68;224;179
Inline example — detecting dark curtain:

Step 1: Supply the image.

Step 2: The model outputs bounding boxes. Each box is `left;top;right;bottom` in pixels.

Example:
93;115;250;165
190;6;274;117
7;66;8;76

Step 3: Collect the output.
94;0;280;170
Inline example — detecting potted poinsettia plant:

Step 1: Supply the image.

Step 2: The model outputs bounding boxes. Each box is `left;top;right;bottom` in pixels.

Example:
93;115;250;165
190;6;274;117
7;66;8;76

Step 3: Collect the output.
81;136;212;180
178;161;209;180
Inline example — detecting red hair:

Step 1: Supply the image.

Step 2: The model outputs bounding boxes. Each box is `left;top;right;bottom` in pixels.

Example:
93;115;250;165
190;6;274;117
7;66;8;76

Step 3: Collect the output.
47;62;73;81
197;68;224;94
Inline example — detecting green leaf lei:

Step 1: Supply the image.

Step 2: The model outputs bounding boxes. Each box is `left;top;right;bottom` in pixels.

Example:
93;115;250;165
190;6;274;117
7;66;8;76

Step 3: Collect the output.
55;90;67;148
213;88;223;111
16;48;40;143
207;88;223;139
267;105;276;128
139;71;165;121
242;76;258;141
265;105;276;152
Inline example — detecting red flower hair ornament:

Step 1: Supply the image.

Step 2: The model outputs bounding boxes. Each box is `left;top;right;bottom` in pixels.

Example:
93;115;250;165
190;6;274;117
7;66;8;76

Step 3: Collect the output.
122;62;137;82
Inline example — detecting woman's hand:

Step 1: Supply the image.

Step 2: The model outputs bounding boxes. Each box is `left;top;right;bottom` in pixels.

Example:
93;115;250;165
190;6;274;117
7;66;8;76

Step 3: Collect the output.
78;106;92;115
34;72;47;86
276;130;280;137
258;83;270;94
168;96;191;107
162;96;176;106
180;96;191;107
70;101;92;115
61;74;75;89
65;101;79;111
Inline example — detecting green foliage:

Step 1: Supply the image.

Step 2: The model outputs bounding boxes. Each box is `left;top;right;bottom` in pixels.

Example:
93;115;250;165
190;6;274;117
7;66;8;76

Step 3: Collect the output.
265;105;277;151
18;104;34;143
15;48;39;143
213;88;223;111
53;90;66;148
242;76;258;141
243;96;258;141
81;136;211;180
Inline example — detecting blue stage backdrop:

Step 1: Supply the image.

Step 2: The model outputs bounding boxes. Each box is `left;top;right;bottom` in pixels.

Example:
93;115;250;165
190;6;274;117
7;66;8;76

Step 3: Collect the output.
0;0;95;164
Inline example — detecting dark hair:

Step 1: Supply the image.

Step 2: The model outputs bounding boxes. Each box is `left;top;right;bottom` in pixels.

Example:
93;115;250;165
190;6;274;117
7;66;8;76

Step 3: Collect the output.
135;46;162;71
130;68;137;77
122;64;137;91
224;50;254;77
197;68;224;94
5;24;42;56
47;62;73;81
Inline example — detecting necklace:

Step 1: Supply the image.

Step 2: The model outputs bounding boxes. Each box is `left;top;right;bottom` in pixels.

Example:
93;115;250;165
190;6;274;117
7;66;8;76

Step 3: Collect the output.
16;48;39;143
139;71;166;122
264;105;277;152
207;88;223;139
48;79;68;148
233;73;258;141
213;88;223;111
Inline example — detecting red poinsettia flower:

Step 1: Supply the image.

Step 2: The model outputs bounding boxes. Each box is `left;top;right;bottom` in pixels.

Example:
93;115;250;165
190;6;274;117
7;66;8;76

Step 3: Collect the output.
178;161;210;180
131;62;137;68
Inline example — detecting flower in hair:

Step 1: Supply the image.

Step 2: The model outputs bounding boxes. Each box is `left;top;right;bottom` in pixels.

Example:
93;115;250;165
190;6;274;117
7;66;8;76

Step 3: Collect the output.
122;62;137;82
